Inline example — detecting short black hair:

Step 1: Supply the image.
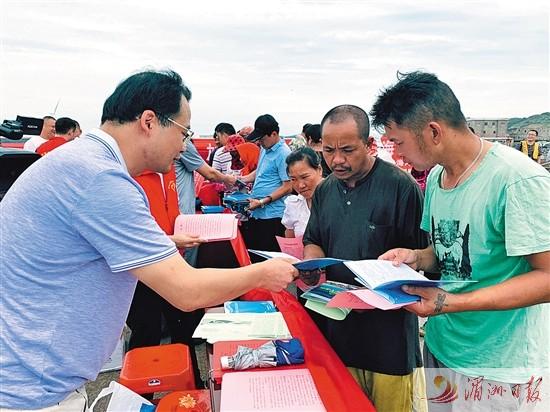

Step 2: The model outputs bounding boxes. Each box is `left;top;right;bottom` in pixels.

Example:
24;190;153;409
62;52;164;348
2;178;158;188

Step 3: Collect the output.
246;114;280;142
320;105;370;144
286;146;321;173
302;123;312;134
43;116;56;122
55;117;77;135
305;124;321;144
370;71;467;136
528;129;539;136
101;69;191;127
214;123;236;135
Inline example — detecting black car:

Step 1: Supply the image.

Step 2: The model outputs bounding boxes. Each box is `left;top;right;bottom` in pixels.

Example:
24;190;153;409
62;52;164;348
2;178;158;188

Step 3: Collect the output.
0;147;40;201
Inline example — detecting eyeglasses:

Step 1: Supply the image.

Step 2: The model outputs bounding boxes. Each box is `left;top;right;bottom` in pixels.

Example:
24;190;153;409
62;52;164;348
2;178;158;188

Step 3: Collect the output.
167;117;194;142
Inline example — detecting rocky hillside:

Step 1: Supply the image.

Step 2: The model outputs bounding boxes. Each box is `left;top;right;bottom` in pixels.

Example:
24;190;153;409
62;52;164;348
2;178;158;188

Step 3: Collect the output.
508;112;550;140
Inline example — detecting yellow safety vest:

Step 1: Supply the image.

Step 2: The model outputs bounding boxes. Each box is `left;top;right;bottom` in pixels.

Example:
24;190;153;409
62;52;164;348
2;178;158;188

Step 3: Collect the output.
521;140;539;160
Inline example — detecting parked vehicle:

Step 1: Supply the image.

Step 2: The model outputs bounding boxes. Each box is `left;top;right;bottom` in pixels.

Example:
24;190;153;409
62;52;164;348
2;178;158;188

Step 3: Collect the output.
0;147;40;201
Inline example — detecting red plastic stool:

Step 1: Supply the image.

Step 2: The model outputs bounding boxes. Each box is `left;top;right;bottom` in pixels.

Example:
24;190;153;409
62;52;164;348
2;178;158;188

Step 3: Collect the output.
119;343;196;395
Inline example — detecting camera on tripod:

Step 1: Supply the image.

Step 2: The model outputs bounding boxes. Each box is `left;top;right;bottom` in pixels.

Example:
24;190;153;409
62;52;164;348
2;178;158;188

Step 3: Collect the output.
0;116;43;140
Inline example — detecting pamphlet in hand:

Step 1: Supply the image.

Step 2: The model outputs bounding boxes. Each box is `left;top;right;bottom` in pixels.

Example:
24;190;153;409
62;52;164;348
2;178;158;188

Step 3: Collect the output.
174;213;238;242
248;249;344;291
247;250;343;271
327;288;412;311
343;259;477;304
301;281;360;320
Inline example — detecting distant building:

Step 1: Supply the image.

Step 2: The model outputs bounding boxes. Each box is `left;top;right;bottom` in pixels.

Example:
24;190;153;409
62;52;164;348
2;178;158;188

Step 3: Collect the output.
467;118;512;145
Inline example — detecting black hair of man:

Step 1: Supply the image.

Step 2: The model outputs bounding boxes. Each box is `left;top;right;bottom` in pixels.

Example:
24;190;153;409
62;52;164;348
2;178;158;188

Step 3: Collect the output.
55;117;77;135
43;115;56;122
370;71;468;137
305;124;322;144
528;129;539;136
100;69;191;127
320;105;370;144
285;146;321;173
214;123;236;135
302;123;312;134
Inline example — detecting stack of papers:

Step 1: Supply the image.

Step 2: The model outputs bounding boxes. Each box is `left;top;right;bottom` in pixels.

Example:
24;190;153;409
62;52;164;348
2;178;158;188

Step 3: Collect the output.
192;312;292;343
327;288;412;311
301;281;359;320
220;369;326;412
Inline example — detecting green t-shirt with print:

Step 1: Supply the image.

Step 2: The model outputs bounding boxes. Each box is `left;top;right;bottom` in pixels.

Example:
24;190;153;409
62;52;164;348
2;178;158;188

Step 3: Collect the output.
422;143;550;383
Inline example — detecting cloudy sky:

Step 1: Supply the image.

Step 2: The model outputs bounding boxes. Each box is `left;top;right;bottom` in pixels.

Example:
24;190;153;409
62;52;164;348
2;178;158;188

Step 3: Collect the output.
1;0;548;136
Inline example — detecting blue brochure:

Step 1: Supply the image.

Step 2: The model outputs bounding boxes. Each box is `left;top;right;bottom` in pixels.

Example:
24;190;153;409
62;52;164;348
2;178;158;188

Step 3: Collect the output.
344;260;477;304
247;249;344;271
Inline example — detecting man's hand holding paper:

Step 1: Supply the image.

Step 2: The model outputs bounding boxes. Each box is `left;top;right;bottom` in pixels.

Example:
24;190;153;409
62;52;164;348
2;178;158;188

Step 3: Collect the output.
256;258;299;292
378;247;420;270
169;233;205;249
379;246;461;316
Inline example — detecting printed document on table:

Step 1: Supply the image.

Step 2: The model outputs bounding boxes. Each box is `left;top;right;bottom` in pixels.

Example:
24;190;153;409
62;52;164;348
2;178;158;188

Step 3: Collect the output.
192;312;292;343
174;213;238;242
220;369;326;411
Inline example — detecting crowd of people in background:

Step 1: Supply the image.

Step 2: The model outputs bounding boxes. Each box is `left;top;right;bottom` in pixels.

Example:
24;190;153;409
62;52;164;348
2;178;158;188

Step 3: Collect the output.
23;116;81;154
2;69;548;412
22;111;545;171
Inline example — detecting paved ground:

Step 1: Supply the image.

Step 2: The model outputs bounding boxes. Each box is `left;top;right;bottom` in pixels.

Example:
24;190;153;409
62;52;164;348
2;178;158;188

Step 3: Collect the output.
86;370;119;411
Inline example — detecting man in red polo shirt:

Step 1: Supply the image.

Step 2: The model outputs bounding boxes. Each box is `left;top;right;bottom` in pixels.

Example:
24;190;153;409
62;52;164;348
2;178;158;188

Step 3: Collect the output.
128;164;207;387
36;117;79;156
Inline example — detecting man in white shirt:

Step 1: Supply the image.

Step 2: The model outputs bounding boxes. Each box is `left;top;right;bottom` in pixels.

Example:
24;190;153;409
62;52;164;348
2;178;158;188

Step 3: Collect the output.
23;116;56;152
